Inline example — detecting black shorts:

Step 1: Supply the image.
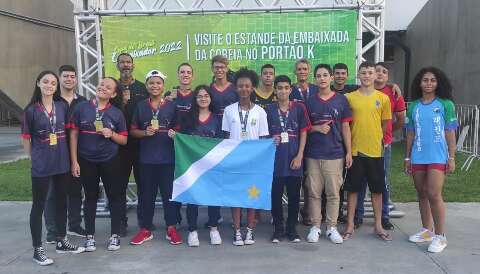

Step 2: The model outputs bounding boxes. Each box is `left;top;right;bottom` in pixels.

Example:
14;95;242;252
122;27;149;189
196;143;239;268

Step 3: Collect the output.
344;156;385;194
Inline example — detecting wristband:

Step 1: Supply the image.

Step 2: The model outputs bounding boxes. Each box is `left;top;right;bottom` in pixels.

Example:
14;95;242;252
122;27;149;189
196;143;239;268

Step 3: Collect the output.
404;158;411;161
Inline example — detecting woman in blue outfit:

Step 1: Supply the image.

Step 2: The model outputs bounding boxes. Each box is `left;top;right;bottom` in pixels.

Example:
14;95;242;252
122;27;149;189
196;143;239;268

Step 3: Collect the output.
405;67;457;253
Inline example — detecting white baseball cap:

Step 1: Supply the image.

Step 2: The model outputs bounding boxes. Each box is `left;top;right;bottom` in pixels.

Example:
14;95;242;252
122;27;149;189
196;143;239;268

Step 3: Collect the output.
145;70;167;81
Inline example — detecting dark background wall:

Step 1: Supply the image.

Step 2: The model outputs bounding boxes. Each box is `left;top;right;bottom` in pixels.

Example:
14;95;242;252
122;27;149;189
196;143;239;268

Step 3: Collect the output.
0;0;75;112
405;0;479;104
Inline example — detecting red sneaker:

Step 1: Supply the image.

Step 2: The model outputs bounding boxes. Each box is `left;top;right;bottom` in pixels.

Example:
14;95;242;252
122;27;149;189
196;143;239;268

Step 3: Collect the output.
166;226;182;245
130;229;153;245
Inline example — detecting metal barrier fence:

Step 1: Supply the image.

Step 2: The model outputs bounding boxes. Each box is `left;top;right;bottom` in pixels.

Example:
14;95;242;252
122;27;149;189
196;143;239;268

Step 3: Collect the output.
455;104;479;170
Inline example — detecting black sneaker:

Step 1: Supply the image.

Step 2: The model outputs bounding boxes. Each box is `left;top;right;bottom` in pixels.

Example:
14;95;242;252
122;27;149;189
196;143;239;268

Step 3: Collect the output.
354;217;363;229
382;219;395;230
271;225;285;243
286;227;301;243
56;238;85;254
67;226;86;237
33;246;53;266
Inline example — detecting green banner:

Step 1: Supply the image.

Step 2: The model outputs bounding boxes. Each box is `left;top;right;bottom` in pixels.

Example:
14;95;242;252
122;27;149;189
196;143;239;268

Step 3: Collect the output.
102;10;357;90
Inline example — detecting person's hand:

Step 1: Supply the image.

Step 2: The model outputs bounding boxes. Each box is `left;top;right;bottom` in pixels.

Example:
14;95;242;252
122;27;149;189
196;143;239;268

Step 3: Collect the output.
167;129;176;139
404;158;412;175
290;155;303;170
164;95;174;101
345;153;352;168
101;128;113;138
71;161;80;177
313;124;331;134
122;89;131;105
273;135;280;146
145;126;156;136
447;158;455;174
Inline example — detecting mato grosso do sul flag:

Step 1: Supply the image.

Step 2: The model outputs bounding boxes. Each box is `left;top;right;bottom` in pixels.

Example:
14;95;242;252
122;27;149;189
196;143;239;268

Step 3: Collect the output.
171;133;276;210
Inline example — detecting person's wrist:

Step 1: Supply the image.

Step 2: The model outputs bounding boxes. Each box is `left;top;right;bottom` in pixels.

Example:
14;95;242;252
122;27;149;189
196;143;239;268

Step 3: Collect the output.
404;157;411;161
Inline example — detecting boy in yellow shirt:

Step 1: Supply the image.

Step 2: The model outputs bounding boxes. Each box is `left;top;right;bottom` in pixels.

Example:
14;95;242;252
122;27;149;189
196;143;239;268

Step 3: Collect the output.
343;62;392;241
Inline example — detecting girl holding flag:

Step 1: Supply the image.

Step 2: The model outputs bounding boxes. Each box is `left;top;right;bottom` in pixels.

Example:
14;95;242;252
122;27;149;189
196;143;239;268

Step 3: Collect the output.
22;71;85;266
129;70;183;246
221;68;269;246
168;85;223;247
69;77;127;252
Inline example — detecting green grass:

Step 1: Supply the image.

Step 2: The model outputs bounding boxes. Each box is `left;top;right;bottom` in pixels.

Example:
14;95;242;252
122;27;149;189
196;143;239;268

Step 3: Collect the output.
390;143;480;202
1;145;479;202
0;159;32;201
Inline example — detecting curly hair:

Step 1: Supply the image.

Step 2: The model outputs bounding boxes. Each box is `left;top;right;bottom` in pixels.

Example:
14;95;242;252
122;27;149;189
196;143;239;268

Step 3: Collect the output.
410;67;454;101
233;67;259;88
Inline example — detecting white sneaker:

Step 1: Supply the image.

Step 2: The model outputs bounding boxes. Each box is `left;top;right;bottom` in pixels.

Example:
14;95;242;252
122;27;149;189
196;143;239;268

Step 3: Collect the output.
428;234;447;253
188;231;200;247
409;228;434;243
210;228;222;245
326;227;343;244
307;226;321;243
84;235;96;252
244;227;255;245
232;229;244;246
107;234;120;251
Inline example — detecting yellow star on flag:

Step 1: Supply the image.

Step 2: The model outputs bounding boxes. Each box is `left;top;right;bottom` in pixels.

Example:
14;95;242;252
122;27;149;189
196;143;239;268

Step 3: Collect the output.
248;185;260;199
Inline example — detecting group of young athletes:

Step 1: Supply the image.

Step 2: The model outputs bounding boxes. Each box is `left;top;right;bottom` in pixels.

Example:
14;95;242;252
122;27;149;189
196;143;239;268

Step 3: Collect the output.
22;53;457;266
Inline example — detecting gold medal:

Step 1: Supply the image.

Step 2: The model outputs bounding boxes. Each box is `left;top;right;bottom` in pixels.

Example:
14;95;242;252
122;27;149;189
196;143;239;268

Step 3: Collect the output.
241;131;248;139
280;132;289;143
94;120;103;132
49;133;57;146
151;119;159;130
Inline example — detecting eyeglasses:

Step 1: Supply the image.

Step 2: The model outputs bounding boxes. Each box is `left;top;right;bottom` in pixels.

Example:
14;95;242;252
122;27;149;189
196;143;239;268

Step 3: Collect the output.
196;95;210;99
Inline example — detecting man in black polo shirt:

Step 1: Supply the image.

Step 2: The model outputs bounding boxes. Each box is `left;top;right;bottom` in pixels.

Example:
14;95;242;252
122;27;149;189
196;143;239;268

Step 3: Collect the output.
331;63;359;94
116;53;149;236
45;65;87;243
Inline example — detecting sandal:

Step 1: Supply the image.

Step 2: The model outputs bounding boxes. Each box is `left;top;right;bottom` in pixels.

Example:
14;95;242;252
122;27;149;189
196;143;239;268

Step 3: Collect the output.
375;232;392;241
342;231;354;241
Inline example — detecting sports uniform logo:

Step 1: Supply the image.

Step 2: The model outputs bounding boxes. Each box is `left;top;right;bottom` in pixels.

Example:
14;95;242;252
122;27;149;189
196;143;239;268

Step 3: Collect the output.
375;100;381;108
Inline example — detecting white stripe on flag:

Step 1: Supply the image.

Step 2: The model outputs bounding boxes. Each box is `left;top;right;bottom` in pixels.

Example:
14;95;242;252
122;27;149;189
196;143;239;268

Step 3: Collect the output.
172;139;241;200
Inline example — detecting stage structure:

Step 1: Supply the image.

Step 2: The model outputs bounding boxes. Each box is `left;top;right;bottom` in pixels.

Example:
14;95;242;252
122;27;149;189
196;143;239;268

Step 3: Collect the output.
73;0;402;219
73;0;386;96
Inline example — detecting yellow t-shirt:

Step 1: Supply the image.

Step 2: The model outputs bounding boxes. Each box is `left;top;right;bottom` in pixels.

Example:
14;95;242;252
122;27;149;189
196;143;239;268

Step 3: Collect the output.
346;90;392;157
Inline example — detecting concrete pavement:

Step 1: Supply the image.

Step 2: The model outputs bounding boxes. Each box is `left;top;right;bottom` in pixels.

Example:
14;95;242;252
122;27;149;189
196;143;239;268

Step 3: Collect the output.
0;202;478;274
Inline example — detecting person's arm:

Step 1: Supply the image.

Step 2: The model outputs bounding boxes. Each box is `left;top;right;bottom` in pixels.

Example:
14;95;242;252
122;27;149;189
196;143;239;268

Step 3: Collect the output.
70;128;80;177
131;127;155;138
310;122;332;134
445;130;456;173
22;139;31;159
102;129;127;145
404;130;414;174
290;130;306;169
381;119;389;136
392;110;406;132
341;121;352;168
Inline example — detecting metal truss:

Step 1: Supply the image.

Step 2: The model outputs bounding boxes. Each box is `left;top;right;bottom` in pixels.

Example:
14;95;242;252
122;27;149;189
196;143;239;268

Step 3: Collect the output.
74;0;385;96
